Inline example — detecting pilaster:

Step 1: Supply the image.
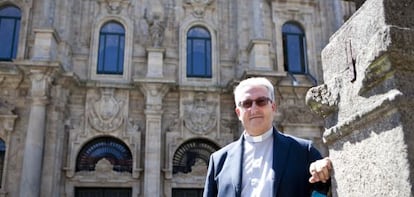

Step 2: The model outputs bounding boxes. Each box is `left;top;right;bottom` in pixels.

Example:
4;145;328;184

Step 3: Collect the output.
19;68;54;197
138;82;171;197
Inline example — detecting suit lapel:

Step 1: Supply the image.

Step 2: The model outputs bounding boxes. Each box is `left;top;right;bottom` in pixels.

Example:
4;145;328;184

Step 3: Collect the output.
272;129;292;196
227;135;244;197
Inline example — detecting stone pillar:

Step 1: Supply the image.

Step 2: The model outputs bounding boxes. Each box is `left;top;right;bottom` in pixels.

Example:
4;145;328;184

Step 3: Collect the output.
306;0;414;196
139;83;170;197
251;0;264;39
19;69;53;197
247;39;272;70
32;29;60;61
146;48;165;78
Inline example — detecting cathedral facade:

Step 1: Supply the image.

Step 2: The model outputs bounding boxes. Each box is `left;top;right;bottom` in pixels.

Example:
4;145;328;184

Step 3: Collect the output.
0;0;355;196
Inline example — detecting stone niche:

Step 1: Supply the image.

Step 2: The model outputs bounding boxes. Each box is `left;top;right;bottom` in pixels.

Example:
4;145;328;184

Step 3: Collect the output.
306;0;414;196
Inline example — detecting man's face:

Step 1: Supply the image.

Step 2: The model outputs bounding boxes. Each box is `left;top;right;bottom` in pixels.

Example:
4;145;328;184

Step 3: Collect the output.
235;85;276;136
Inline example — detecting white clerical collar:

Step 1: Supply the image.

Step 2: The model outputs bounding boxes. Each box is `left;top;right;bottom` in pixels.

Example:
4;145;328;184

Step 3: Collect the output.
244;128;273;143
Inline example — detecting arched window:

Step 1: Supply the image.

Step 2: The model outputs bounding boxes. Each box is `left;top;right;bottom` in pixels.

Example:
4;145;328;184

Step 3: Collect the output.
97;21;125;75
173;139;219;174
282;22;308;74
0;5;21;61
76;137;132;173
186;26;212;78
0;139;5;187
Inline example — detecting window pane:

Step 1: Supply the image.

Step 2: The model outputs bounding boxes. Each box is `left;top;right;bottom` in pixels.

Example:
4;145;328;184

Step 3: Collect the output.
0;19;14;58
97;22;125;74
103;34;119;73
12;21;20;58
118;36;125;73
0;6;21;17
0;13;20;60
186;40;193;75
76;137;132;172
282;23;303;34
188;27;210;38
186;26;212;78
0;6;21;60
206;40;211;76
193;39;206;76
97;36;106;73
101;22;124;33
286;35;303;73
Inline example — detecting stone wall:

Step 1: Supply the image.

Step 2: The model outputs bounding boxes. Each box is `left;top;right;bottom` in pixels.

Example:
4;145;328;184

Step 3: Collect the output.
306;0;414;196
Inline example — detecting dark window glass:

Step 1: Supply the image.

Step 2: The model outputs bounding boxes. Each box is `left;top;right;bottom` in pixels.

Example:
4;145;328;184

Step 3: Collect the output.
97;21;125;75
76;137;132;173
282;22;308;74
0;6;21;61
186;26;212;78
173;139;219;174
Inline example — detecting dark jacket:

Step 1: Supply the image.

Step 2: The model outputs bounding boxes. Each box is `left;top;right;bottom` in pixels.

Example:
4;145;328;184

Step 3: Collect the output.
203;128;330;197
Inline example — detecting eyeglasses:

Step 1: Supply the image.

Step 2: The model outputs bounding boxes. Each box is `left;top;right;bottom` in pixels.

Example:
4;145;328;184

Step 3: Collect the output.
238;97;272;108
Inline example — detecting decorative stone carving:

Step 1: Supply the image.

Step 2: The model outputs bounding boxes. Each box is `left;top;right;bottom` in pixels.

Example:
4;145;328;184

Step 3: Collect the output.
183;92;217;134
184;0;215;18
127;118;141;133
0;98;17;132
76;158;132;181
95;158;113;173
98;0;130;14
29;71;53;98
144;11;166;48
164;115;180;132
306;78;342;118
0;99;15;115
87;88;125;132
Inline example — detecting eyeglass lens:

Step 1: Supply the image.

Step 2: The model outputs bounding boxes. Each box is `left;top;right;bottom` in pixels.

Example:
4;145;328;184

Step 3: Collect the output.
239;97;271;108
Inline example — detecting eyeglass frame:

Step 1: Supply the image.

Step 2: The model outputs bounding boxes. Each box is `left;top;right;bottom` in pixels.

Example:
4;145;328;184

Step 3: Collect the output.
237;96;273;109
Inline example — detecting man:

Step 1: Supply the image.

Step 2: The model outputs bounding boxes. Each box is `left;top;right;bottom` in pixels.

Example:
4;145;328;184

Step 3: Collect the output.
203;77;332;197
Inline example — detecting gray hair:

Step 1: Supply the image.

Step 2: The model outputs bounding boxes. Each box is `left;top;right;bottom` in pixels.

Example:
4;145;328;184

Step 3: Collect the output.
233;77;275;106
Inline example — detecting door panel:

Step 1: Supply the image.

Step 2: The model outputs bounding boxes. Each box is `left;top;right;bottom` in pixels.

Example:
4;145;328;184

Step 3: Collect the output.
75;187;131;197
172;188;203;197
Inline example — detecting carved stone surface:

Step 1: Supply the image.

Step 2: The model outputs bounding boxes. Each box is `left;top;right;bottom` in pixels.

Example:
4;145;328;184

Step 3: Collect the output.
145;13;166;48
87;88;125;132
98;0;130;14
307;0;414;196
184;0;215;18
183;92;217;134
306;78;341;118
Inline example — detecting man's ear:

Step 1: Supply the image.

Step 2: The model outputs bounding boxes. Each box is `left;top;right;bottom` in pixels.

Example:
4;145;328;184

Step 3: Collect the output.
235;107;241;117
272;102;277;112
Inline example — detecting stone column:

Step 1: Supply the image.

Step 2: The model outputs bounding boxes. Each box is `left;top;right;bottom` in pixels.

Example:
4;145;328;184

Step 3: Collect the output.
19;69;53;197
306;0;414;196
139;83;170;197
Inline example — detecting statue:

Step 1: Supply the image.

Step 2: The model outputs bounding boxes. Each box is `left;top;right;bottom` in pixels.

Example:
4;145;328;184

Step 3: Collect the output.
144;10;166;48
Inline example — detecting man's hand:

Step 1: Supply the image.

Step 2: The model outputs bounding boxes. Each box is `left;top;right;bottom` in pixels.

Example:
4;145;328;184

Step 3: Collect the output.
309;157;332;183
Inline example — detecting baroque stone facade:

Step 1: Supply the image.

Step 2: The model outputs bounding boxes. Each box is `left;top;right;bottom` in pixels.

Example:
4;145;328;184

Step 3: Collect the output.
0;0;356;196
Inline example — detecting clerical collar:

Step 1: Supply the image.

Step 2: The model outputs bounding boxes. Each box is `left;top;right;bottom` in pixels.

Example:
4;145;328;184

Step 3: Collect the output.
244;128;273;143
